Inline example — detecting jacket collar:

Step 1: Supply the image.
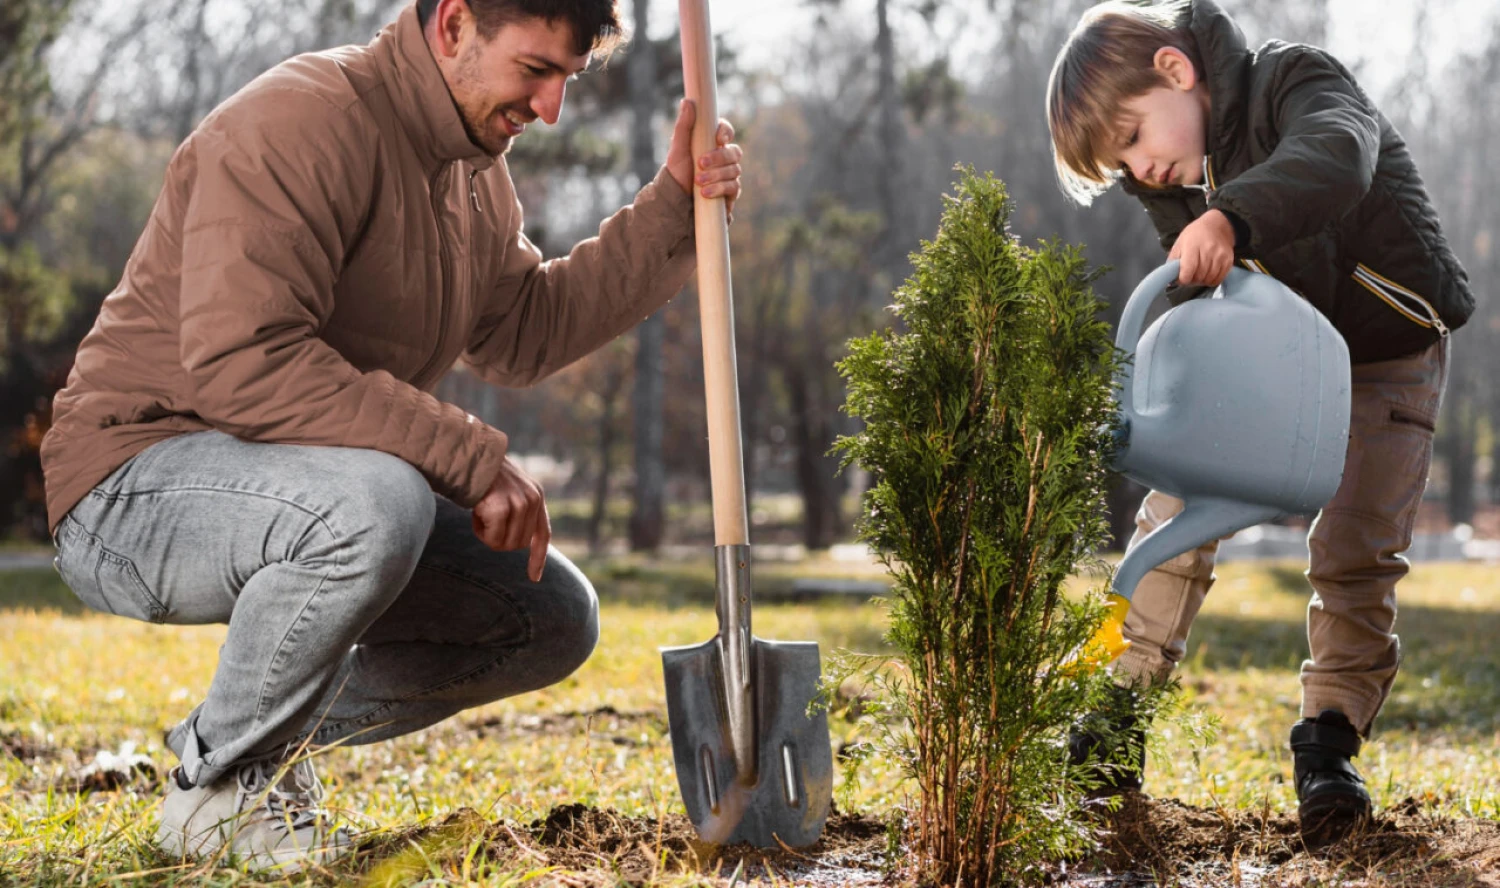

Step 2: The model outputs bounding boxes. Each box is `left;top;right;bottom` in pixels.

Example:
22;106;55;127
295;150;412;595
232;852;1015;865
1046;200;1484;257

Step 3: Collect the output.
1118;0;1250;199
1187;0;1253;160
372;3;495;173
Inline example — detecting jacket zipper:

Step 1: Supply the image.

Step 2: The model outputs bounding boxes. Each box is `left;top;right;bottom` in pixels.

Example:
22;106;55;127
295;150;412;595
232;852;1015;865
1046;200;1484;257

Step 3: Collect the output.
415;163;457;385
468;169;481;212
1352;263;1450;337
1192;154;1448;339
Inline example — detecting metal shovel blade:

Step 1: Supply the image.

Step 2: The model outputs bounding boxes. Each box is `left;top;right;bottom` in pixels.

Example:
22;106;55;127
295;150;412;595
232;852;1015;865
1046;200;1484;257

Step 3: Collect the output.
662;638;832;847
661;550;833;847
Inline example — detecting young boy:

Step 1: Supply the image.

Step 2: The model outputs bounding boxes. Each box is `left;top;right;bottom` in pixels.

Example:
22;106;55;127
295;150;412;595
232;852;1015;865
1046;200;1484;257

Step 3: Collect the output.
1046;0;1473;841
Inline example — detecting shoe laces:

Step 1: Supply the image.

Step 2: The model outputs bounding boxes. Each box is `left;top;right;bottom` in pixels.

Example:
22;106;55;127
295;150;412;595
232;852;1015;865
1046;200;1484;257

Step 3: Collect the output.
238;757;327;833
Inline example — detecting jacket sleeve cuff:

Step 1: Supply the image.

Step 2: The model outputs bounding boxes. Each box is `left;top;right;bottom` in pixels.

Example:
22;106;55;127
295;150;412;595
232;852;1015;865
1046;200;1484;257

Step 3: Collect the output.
453;422;511;508
643;165;695;248
1223;209;1252;251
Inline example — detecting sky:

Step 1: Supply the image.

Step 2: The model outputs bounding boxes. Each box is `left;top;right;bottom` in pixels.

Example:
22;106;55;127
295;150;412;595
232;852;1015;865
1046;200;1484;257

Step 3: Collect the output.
699;0;1500;104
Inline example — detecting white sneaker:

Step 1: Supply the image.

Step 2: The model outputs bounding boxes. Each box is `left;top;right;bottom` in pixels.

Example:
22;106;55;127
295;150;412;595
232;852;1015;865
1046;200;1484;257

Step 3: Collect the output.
156;755;353;873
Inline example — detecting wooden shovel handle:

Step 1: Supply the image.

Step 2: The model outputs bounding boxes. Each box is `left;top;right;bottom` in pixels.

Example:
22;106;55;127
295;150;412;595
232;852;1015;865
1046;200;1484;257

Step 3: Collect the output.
680;0;748;546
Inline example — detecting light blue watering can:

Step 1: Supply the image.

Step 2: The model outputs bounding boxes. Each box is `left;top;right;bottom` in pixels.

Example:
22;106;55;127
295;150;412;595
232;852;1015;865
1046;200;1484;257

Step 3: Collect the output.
1084;260;1352;663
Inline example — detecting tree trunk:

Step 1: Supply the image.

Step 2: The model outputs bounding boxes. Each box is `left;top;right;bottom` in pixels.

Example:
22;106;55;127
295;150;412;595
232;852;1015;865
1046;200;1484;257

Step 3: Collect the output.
627;0;667;551
874;0;903;277
787;356;842;550
589;369;629;554
1444;386;1477;526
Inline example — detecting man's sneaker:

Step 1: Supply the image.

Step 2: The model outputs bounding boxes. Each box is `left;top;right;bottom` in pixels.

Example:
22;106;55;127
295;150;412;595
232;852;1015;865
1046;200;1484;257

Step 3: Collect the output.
1067;685;1147;795
1291;710;1372;844
156;755;352;872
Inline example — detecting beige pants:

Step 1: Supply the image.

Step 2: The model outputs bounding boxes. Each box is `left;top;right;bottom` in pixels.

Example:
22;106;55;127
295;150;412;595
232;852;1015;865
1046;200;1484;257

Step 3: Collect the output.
1113;340;1449;735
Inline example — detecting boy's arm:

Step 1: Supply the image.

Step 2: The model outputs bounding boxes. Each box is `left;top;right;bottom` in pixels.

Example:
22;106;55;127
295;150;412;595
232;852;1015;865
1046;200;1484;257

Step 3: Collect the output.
463;165;697;388
1208;48;1381;256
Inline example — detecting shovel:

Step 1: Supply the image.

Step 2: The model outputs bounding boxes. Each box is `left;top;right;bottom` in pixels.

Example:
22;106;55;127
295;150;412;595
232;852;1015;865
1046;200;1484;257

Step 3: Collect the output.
659;0;833;849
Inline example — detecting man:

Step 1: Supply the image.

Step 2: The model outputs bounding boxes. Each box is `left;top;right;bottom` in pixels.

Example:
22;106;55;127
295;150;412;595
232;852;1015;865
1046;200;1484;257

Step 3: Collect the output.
41;0;742;871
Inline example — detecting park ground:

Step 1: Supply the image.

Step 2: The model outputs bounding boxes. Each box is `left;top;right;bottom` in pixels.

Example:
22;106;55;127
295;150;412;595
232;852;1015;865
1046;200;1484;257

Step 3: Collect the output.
5;545;1500;886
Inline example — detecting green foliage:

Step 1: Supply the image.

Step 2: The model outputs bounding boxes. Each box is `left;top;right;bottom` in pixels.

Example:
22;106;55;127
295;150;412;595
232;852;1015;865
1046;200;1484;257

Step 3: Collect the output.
836;167;1122;885
0;242;72;370
0;0;69;144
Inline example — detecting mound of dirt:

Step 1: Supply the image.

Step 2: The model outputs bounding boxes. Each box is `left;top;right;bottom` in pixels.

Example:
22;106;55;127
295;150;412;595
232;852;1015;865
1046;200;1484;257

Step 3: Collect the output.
527;803;890;885
357;803;892;886
1082;793;1500;886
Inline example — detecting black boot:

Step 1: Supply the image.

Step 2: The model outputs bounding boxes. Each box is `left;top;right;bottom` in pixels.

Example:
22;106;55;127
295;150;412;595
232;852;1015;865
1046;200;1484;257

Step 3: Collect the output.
1291;710;1372;844
1067;685;1147;795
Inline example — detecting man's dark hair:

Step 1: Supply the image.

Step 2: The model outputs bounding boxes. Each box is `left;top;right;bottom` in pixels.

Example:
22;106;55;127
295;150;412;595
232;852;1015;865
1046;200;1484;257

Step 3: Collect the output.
417;0;625;57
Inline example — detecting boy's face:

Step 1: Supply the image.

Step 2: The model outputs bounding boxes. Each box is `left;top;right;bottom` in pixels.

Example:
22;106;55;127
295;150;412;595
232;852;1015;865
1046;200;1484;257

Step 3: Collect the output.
1110;47;1210;189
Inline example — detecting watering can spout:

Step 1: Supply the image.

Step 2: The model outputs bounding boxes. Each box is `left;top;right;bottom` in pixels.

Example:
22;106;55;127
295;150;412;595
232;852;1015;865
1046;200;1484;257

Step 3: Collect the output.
1076;497;1282;669
1112;497;1281;602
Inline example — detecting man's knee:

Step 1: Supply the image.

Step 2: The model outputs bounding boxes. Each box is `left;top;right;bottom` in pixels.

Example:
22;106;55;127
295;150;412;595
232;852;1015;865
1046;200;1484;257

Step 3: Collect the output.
531;551;600;682
307;450;436;566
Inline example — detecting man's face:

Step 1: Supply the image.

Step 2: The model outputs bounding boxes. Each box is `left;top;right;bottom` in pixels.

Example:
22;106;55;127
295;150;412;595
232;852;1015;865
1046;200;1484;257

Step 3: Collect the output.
440;13;592;156
1112;84;1208;189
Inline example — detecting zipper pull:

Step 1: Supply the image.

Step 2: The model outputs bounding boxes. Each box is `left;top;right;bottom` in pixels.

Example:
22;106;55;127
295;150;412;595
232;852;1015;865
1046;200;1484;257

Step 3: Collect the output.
468;170;481;212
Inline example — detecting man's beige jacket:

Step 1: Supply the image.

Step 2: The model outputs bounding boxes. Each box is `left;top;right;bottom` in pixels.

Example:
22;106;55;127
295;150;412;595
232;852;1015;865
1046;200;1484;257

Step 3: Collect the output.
42;4;696;532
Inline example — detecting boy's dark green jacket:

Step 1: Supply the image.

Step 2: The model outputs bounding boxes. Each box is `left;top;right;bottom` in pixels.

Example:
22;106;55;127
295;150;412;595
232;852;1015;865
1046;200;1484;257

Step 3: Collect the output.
1121;0;1473;363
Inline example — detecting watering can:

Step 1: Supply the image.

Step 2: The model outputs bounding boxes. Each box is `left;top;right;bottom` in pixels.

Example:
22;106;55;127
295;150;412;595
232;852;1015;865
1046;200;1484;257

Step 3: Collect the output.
1084;260;1352;664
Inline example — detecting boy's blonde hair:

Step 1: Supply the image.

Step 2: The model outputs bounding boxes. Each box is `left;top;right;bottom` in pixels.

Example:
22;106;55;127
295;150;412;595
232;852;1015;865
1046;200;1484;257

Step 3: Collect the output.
1046;1;1199;205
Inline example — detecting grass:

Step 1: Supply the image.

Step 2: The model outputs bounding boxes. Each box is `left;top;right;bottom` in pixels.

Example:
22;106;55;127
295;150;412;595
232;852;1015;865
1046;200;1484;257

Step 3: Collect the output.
4;554;1500;884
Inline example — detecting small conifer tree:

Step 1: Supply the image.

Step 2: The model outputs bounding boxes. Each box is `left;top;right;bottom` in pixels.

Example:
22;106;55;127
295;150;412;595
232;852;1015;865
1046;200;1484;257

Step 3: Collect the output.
836;168;1122;885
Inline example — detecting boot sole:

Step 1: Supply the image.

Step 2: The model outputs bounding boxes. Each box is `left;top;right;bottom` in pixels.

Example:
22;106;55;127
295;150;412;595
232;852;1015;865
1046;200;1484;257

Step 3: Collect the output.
1298;793;1371;845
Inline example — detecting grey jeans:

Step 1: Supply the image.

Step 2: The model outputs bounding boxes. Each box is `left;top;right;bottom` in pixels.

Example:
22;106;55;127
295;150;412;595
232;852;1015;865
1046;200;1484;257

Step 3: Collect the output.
52;431;598;787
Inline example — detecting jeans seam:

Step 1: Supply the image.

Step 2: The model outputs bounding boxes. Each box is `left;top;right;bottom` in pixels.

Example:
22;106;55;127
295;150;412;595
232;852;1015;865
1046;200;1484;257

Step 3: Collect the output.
86;484;342;527
307;642;524;743
238;509;346;729
416;562;533;636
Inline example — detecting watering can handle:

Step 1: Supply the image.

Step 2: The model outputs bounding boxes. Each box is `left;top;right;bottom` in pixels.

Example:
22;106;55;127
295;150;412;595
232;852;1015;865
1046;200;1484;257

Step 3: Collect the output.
1114;260;1251;418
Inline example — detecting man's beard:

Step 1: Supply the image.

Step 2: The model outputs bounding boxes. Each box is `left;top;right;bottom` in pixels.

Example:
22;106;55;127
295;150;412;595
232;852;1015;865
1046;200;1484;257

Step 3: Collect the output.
454;45;513;156
460;106;513;156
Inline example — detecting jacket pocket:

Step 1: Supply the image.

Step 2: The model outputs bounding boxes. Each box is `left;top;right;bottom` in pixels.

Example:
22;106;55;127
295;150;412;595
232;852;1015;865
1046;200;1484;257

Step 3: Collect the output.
53;516;166;623
1352;263;1450;337
1388;402;1438;434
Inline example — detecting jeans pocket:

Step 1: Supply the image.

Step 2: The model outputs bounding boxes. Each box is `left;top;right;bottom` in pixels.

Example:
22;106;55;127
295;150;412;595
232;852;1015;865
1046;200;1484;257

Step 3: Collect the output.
54;516;166;623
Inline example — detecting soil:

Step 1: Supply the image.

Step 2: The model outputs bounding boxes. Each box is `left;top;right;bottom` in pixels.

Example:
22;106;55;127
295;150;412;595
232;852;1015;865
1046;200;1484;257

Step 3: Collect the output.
356;803;891;886
358;795;1500;886
1078;793;1500;887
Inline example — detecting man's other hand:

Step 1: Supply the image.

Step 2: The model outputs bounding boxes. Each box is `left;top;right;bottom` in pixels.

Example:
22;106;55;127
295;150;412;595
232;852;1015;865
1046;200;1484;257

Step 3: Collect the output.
1170;208;1236;286
666;98;742;223
472;457;551;582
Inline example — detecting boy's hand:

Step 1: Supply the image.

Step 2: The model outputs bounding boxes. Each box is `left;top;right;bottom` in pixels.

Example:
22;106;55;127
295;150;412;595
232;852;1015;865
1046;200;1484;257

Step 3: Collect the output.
472;457;551;582
666;99;743;223
1170;209;1236;286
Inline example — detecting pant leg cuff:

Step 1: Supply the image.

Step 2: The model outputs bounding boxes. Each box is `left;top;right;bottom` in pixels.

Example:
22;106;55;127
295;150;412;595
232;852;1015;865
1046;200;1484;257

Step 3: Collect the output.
1301;683;1383;736
1112;646;1175;687
169;711;234;788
